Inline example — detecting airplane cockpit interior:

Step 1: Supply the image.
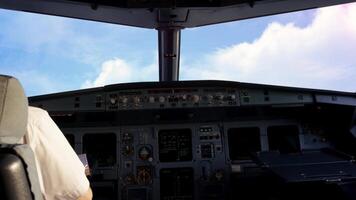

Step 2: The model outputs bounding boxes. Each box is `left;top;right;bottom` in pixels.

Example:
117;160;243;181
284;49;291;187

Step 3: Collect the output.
1;0;356;200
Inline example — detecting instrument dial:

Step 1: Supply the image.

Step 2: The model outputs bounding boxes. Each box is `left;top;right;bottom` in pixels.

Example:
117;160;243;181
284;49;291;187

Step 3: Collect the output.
138;146;152;161
121;96;128;104
149;96;155;103
192;95;200;103
136;166;152;185
159;96;165;103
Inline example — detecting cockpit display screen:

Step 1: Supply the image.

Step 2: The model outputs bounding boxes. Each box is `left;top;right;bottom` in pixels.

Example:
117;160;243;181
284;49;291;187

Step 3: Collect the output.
83;133;117;167
159;129;192;162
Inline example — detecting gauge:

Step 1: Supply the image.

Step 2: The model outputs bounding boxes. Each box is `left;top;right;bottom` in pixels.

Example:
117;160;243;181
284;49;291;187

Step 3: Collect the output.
123;145;134;157
138;146;152;161
122;132;133;143
136;166;152;185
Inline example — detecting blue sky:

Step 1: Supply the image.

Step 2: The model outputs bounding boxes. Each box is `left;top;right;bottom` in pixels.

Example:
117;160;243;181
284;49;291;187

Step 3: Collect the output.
0;3;355;96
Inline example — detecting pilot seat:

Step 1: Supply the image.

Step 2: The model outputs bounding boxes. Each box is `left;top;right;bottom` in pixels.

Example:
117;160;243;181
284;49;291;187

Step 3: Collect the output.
0;75;43;200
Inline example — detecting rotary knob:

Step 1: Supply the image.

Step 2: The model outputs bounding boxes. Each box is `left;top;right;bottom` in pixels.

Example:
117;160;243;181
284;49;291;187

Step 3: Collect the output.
109;95;118;105
149;96;155;103
133;96;140;104
159;96;165;103
121;96;128;104
181;94;187;101
192;95;200;103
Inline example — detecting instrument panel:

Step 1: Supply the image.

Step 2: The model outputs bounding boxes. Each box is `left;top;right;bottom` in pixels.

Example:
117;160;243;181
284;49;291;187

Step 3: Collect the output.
29;81;356;200
61;120;339;200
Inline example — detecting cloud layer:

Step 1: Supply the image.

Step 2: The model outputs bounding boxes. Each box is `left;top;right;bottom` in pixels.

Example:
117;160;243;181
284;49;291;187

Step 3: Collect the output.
180;3;356;91
85;3;356;92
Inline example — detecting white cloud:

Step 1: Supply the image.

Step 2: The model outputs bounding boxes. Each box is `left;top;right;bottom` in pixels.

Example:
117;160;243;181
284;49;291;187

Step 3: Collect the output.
180;3;356;92
82;57;158;88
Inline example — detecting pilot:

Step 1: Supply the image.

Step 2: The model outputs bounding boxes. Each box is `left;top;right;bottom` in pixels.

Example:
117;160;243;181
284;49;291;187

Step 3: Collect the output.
24;106;93;200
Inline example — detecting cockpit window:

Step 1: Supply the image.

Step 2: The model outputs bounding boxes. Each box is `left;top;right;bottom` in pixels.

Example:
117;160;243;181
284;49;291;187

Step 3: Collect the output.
1;3;356;95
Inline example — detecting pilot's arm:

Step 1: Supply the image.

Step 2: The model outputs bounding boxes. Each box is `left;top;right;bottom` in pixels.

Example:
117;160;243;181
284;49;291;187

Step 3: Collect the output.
25;106;92;200
77;188;93;200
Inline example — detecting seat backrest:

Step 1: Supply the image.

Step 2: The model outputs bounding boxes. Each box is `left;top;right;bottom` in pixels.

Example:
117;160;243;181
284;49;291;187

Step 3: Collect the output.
0;75;42;200
0;75;28;144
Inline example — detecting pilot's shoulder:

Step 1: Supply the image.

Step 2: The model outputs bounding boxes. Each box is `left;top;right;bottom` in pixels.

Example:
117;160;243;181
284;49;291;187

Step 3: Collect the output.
29;106;48;114
28;106;50;123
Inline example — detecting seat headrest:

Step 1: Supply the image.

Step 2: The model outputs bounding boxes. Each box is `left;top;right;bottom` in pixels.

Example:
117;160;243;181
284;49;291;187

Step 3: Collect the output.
0;75;28;144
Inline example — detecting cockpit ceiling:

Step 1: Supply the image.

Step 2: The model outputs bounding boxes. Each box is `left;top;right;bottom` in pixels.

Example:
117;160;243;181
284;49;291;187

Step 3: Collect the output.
70;0;265;8
0;0;355;28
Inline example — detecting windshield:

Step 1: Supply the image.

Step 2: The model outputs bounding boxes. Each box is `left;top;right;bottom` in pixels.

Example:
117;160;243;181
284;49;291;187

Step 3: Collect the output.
0;3;355;96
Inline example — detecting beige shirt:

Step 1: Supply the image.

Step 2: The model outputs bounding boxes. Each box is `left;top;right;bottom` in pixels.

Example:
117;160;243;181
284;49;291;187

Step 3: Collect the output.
25;106;90;200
